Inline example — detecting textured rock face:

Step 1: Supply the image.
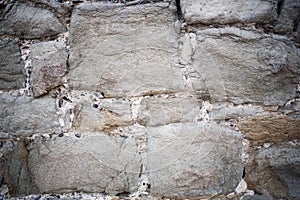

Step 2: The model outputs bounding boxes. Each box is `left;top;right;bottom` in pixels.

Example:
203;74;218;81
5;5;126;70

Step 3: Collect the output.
148;123;243;197
180;0;276;25
245;145;300;199
31;41;67;97
74;98;133;132
0;0;299;199
191;28;300;106
0;93;61;137
0;3;66;39
28;134;141;195
0;39;25;90
137;97;200;126
69;2;183;97
238;114;300;143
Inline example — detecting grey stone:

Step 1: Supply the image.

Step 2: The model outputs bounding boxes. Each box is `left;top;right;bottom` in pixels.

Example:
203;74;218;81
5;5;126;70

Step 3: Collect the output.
28;133;141;195
245;145;300;199
147;122;243;197
275;0;300;34
73;98;133;132
210;104;264;121
30;0;72;15
31;41;67;98
180;0;276;25
3;139;38;196
0;93;61;137
191;28;300;106
0;39;25;90
0;3;66;39
137;97;200;127
69;2;184;97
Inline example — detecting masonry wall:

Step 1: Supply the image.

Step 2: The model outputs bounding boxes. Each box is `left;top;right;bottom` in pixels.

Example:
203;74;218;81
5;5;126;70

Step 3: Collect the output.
0;0;299;199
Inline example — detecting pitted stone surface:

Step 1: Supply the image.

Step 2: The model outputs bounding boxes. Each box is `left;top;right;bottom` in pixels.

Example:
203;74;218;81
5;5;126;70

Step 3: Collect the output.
0;93;61;137
28;134;141;195
191;28;300;106
31;41;67;98
0;39;25;90
0;3;66;39
68;2;183;97
147;123;243;197
180;0;276;25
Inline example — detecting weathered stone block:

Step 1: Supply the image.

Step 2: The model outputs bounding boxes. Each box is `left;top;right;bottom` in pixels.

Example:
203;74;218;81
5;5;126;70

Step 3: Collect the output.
147;123;243;197
0;93;61;137
191;28;300;106
31;41;67;98
0;39;25;90
180;0;276;25
28;134;141;195
69;2;183;97
73;98;133;132
245;145;300;199
0;3;66;39
137;97;200;127
238;113;300;143
275;0;300;34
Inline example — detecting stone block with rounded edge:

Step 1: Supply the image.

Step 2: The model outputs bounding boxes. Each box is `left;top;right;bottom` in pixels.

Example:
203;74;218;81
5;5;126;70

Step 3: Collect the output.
28;133;141;195
147;122;243;198
31;41;67;98
0;93;61;137
190;28;300;106
0;3;66;39
180;0;276;25
68;2;183;97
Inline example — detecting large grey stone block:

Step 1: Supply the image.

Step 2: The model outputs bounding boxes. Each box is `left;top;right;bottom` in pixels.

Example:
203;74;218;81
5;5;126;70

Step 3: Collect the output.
0;93;61;137
0;39;25;90
147;122;243;198
31;41;67;98
28;133;141;195
0;3;66;39
180;0;276;25
69;2;183;97
191;28;300;106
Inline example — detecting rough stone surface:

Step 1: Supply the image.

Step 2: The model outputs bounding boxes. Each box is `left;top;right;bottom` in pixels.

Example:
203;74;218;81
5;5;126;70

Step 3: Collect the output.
275;0;300;34
73;98;133;132
209;104;264;121
28;134;141;195
180;0;276;25
0;3;66;39
245;145;300;199
238;113;300;143
147;123;243;197
191;28;300;106
0;93;61;137
0;39;25;90
137;97;200;127
69;2;183;97
31;41;67;97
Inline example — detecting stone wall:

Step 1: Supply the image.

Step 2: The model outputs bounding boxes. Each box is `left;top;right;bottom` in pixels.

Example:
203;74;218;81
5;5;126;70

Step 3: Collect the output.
0;0;299;199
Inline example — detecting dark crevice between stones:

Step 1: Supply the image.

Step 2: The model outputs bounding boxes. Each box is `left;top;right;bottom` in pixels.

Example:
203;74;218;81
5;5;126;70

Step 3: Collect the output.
276;0;284;16
175;0;183;20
